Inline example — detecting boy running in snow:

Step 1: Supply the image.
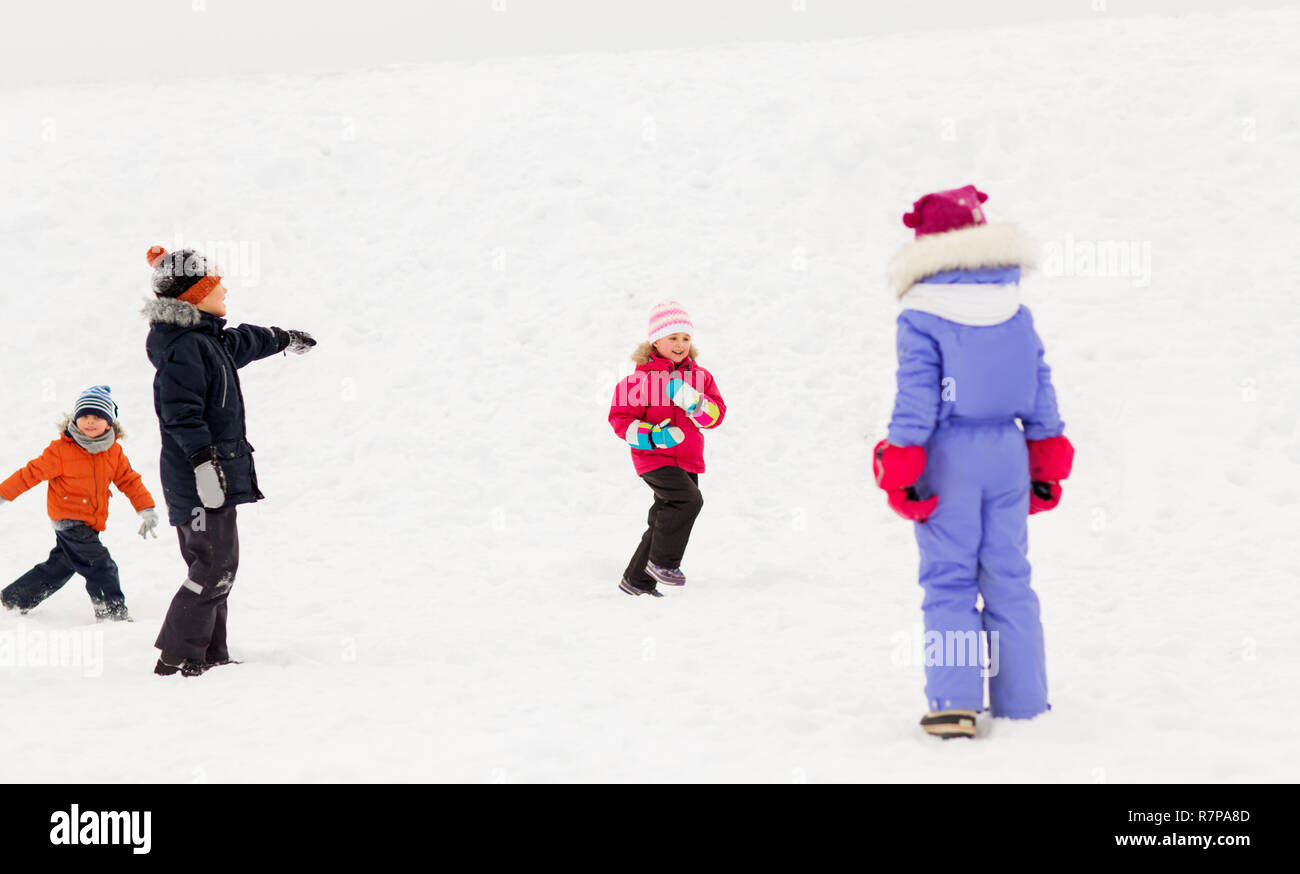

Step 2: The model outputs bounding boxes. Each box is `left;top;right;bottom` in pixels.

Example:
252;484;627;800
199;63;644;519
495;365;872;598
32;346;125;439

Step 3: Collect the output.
874;186;1074;738
608;302;726;597
0;385;159;621
143;245;316;677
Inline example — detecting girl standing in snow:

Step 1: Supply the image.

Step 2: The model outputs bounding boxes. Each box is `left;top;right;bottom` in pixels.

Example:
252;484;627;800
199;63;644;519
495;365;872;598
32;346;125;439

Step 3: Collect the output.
873;186;1074;738
143;245;316;677
608;302;726;597
0;385;159;621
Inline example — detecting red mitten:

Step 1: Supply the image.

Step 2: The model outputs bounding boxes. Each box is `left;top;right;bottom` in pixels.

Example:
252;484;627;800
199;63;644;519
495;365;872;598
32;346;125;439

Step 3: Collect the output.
1027;435;1073;515
1027;435;1074;482
887;487;939;522
1029;480;1062;515
873;439;938;522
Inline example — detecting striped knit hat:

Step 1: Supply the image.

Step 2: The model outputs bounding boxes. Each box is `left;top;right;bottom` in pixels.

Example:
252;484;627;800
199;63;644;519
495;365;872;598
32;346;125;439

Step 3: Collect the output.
146;246;223;305
648;301;694;344
74;385;118;425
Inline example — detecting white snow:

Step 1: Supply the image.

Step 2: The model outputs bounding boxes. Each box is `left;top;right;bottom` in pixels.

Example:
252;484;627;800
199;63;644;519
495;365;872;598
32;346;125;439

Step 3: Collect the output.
0;8;1297;782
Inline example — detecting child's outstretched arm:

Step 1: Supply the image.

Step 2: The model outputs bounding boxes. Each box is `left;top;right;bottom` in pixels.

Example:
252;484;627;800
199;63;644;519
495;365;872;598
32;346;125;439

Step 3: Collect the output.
0;442;63;504
222;325;316;369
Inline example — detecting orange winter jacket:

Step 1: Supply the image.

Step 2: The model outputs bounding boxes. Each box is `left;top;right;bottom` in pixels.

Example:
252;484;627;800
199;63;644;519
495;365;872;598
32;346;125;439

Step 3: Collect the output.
0;430;156;532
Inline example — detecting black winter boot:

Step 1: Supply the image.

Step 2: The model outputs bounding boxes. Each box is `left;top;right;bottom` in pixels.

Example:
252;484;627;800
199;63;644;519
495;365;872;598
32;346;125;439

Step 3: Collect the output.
95;601;132;622
154;652;207;677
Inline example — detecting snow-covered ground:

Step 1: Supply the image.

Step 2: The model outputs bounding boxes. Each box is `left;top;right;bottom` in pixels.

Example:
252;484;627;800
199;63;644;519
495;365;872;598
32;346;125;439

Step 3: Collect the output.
0;8;1297;782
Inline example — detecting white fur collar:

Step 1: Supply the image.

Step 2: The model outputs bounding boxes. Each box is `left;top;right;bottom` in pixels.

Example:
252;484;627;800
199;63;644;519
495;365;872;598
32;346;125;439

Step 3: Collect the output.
888;223;1037;298
901;282;1021;326
142;296;201;327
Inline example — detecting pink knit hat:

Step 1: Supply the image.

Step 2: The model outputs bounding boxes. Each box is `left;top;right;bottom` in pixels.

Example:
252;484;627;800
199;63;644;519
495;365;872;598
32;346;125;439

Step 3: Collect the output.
902;184;989;237
648;301;694;343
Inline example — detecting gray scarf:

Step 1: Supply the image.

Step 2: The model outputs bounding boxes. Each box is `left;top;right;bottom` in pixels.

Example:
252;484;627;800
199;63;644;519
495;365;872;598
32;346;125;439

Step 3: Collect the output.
67;425;115;454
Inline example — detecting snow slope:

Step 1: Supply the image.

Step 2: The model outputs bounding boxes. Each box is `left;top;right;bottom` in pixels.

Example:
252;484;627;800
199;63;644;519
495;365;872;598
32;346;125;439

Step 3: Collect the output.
0;8;1297;782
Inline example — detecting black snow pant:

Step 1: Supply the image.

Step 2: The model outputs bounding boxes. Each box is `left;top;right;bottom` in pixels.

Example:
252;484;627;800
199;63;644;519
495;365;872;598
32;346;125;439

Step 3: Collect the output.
622;466;703;589
1;522;125;612
154;507;239;663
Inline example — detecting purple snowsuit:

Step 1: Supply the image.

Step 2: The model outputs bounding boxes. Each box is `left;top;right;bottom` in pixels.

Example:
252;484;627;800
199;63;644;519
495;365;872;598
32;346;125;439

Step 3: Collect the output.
887;267;1064;718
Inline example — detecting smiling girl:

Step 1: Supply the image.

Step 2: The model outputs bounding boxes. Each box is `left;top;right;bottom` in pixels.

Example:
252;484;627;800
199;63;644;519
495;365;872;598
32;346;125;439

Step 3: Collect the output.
608;301;726;597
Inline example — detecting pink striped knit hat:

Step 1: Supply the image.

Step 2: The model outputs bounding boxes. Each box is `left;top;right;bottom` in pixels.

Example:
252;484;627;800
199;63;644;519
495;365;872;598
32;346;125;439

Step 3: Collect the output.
648;301;694;343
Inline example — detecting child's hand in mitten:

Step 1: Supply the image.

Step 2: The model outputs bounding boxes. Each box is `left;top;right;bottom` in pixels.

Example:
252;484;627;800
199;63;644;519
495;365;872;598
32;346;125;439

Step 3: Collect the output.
873;439;938;522
666;377;722;428
1029;481;1062;514
665;377;700;411
274;327;317;355
138;507;159;539
626;419;685;450
650;419;686;449
189;447;228;509
1027;435;1074;515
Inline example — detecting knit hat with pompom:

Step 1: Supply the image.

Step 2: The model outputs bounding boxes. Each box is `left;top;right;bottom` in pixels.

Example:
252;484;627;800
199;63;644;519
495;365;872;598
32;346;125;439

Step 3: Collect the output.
73;384;118;425
146;246;222;305
901;185;989;238
647;301;694;343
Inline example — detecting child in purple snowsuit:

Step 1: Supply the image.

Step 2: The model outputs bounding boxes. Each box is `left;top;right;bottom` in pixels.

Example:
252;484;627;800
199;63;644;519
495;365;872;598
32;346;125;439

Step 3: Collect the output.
874;185;1075;739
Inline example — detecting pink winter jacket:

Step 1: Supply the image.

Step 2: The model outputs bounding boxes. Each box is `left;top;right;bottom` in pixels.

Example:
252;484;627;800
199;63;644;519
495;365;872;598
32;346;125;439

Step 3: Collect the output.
608;352;727;475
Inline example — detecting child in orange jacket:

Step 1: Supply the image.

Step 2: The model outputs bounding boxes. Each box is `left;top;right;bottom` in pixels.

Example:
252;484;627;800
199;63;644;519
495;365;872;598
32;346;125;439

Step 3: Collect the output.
0;385;158;621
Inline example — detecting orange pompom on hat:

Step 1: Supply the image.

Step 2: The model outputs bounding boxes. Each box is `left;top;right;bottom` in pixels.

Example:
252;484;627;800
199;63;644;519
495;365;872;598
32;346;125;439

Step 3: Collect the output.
146;246;222;305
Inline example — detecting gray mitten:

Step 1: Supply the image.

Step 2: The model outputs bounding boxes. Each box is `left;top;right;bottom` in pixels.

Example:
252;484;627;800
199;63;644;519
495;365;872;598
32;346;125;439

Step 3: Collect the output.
189;447;228;509
138;507;159;539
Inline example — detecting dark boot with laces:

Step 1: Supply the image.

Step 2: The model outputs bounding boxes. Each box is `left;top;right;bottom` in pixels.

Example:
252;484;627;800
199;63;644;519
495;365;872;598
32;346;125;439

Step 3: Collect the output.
95;601;132;622
154;652;207;677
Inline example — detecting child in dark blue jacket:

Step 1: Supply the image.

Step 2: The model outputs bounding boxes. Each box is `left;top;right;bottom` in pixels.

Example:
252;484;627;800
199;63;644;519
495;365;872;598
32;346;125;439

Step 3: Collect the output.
873;187;1074;738
143;246;316;677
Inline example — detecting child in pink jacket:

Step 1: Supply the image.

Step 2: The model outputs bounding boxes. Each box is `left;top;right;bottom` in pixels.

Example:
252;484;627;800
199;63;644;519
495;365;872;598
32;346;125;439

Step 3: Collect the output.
608;302;726;596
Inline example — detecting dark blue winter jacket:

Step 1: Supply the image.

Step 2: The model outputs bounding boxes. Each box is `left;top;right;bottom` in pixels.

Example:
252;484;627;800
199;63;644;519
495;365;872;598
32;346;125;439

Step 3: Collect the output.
144;297;288;526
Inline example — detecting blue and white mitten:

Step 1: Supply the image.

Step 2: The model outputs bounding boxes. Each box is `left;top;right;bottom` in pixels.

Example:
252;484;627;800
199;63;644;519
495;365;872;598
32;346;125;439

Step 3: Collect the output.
666;377;722;429
625;418;686;451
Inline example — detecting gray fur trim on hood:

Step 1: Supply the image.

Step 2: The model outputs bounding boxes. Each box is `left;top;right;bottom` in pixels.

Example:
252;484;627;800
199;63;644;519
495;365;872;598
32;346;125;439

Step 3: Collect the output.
142;296;202;327
59;413;122;454
59;413;126;440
